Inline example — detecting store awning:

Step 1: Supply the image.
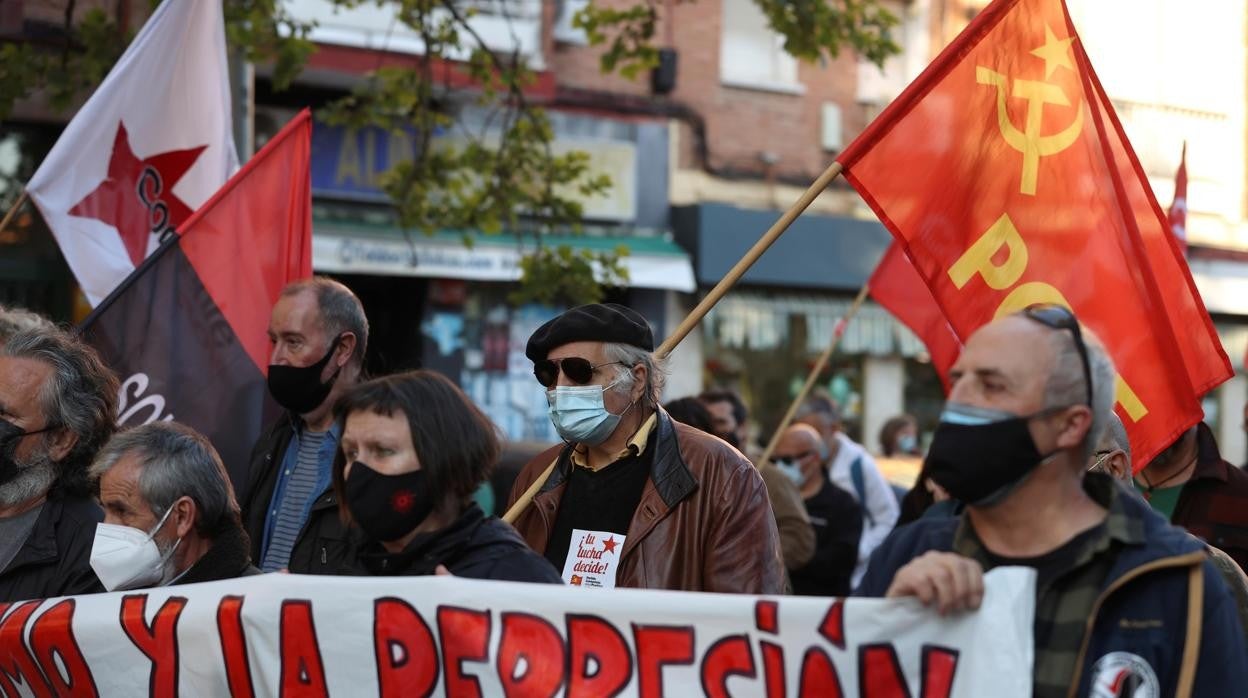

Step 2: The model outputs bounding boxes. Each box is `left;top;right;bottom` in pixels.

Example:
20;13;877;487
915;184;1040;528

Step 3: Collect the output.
311;219;696;292
672;202;892;291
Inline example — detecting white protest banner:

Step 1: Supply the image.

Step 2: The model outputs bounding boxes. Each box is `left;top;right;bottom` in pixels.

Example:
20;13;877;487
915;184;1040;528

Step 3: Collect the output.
0;568;1034;696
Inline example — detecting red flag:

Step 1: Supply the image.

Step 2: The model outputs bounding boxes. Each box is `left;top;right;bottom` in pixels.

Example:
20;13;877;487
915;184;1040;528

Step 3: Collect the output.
80;111;311;489
1168;142;1188;253
837;0;1230;470
179;110;313;372
869;244;962;389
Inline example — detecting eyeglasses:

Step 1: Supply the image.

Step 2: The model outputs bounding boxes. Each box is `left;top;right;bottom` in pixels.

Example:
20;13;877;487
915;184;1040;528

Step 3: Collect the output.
533;357;625;388
1022;304;1093;407
771;450;815;465
1089;450;1113;471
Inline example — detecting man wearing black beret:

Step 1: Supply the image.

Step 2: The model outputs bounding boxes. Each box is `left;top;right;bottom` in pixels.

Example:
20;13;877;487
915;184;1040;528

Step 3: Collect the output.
507;303;785;593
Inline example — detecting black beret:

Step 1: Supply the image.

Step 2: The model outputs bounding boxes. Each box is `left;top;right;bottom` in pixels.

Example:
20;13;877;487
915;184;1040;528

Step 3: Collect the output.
526;303;654;362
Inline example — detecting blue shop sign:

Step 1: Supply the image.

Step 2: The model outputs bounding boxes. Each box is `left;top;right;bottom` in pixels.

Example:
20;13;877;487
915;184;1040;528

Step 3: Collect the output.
311;120;429;201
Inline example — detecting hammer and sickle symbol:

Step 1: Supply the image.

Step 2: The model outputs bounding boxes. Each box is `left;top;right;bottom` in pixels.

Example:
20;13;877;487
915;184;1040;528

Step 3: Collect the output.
976;67;1084;196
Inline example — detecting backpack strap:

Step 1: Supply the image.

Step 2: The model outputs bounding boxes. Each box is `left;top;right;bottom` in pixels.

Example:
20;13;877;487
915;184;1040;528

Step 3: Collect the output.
850;456;874;527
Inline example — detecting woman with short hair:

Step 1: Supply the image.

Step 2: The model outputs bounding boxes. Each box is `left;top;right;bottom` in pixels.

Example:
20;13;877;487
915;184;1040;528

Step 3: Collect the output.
333;370;560;582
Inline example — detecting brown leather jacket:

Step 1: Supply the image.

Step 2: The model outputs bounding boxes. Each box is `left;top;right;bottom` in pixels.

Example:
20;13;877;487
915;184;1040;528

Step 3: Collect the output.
507;410;785;593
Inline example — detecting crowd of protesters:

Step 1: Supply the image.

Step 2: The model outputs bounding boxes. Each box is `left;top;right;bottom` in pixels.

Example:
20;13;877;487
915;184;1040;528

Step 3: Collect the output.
1;285;1247;694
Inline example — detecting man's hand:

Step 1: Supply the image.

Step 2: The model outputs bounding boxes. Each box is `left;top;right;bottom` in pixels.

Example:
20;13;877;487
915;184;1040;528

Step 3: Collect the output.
885;551;984;615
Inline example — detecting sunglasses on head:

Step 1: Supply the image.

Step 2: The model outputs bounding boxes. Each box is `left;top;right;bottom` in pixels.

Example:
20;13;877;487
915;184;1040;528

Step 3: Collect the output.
533;357;626;388
1022;303;1093;407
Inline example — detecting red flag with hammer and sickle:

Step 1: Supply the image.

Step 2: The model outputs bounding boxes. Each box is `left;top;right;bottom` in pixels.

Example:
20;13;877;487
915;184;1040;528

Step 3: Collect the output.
837;0;1230;470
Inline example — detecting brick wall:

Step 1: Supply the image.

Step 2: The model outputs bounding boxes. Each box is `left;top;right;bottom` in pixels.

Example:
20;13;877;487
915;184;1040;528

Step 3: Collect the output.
544;0;869;186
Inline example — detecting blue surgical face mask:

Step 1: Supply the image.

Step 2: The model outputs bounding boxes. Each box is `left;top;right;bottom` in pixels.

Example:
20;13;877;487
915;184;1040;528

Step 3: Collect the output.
897;434;918;454
774;458;805;487
546;381;630;446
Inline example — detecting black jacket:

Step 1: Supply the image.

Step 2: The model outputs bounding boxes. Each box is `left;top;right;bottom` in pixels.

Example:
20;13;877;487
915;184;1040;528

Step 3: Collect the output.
171;525;261;585
240;415;357;575
0;495;103;602
357;504;562;583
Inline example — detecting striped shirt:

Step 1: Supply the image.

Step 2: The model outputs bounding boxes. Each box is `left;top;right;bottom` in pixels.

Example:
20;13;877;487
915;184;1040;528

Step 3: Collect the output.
261;430;328;572
953;472;1136;698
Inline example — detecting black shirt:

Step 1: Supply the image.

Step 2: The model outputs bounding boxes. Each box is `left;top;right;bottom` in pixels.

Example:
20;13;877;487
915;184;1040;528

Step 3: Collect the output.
790;474;863;597
982;520;1109;591
543;438;653;572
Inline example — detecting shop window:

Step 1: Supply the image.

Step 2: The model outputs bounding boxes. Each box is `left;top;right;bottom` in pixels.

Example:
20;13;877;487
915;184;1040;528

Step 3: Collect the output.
719;0;801;93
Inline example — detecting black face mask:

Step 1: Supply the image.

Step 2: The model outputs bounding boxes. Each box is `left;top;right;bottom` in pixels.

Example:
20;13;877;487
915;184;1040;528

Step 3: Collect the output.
344;462;437;542
925;403;1058;507
267;336;343;414
0;417;55;485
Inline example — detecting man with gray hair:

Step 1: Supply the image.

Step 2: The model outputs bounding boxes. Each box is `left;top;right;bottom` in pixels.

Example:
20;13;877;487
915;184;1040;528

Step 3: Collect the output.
1088;410;1132;482
0;326;119;600
0;304;55;344
90;422;259;590
242;276;369;575
508;303;784;592
857;305;1247;695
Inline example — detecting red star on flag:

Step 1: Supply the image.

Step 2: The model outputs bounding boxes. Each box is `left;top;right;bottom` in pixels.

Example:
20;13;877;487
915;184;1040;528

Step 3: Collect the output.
602;536;618;554
68;122;206;266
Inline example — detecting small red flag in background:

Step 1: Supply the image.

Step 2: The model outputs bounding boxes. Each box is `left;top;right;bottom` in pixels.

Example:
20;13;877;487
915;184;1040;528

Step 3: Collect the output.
869;244;961;390
1168;142;1188;254
839;0;1230;471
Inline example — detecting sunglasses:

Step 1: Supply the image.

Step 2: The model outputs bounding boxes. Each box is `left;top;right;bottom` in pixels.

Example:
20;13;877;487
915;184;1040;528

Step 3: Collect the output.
1022;304;1093;407
771;450;815;465
533;357;625;388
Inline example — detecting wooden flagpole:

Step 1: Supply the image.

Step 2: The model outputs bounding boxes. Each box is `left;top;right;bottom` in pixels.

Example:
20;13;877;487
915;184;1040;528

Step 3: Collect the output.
502;161;845;525
755;283;870;471
0;189;28;237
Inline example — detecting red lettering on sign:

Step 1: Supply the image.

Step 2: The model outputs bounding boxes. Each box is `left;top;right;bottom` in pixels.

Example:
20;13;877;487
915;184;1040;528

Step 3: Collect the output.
0;601;50;697
761;642;786;698
28;600;97;697
437;606;490;698
373;598;438;698
920;646;959;698
119;595;187;698
859;644;910;698
699;634;755;698
754;601;779;634
566;614;632;697
633;624;695;698
497;612;565;697
216;596;254;698
819;601;846;649
798;648;845;698
279;601;327;697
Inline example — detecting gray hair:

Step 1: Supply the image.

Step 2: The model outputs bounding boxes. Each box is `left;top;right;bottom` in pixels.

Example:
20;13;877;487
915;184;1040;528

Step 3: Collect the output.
2;328;119;497
0;305;55;343
281;277;369;371
1041;323;1116;461
1096;410;1131;464
603;342;668;410
89;422;240;539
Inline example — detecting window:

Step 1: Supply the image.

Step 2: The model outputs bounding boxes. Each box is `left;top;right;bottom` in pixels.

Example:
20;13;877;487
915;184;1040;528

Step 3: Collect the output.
719;0;801;92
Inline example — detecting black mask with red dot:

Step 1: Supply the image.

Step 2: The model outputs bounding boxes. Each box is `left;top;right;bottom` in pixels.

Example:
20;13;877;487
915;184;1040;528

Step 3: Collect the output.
344;462;437;542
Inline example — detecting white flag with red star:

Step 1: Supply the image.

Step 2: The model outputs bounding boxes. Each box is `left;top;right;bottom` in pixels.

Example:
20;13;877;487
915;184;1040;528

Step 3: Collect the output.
26;0;237;306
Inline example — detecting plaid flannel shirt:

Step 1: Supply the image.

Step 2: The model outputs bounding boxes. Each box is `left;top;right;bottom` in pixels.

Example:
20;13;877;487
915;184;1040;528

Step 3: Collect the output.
953;473;1140;698
1172;422;1248;572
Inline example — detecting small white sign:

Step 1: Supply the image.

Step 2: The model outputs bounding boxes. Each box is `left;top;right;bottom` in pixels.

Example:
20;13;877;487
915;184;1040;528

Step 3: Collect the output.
560;528;626;588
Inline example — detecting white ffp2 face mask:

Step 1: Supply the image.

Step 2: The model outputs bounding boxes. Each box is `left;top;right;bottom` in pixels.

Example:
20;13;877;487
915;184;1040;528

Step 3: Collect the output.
89;506;181;592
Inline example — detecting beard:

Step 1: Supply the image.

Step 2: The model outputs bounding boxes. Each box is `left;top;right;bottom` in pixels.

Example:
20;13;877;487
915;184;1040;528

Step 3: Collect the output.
0;449;57;508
